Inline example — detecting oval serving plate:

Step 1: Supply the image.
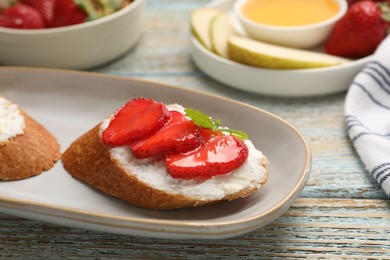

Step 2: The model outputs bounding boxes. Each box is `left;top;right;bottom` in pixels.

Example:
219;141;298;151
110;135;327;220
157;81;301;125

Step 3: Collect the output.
190;0;371;97
0;67;311;239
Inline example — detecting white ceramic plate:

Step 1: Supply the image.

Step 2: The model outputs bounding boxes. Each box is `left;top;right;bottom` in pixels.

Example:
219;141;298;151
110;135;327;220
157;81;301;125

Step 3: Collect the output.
0;67;311;239
190;0;372;97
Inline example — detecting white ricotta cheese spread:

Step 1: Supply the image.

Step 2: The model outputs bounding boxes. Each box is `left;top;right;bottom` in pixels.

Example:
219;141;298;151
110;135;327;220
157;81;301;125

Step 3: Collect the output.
0;97;25;142
100;104;267;201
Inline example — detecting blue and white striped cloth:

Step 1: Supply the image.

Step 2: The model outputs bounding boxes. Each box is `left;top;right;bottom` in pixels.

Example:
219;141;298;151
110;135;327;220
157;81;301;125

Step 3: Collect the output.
345;35;390;197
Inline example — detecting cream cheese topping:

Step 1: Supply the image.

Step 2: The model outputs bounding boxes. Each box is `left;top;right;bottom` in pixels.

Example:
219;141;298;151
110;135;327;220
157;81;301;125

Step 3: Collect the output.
100;104;267;201
0;97;25;142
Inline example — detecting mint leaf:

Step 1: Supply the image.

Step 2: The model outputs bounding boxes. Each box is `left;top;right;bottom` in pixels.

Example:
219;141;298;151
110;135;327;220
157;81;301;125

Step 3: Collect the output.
214;119;221;131
219;129;248;140
184;109;214;129
185;108;249;140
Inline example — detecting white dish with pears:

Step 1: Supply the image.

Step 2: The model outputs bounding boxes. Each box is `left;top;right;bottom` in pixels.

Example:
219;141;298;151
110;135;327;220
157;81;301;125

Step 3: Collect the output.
190;0;372;97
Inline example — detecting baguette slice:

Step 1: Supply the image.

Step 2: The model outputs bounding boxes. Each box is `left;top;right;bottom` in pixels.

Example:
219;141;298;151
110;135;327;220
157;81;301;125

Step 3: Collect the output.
62;122;269;210
0;108;61;181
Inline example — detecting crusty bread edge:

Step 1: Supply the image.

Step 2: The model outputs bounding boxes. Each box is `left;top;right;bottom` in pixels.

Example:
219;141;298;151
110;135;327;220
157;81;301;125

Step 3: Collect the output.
62;124;269;210
0;111;61;181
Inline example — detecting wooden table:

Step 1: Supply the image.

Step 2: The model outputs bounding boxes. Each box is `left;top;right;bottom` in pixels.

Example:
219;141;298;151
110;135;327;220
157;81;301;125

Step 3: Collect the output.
1;0;389;258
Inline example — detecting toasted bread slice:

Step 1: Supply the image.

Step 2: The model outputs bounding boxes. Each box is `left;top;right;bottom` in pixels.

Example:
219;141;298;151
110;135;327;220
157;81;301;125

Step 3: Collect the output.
62;123;268;210
0;111;61;181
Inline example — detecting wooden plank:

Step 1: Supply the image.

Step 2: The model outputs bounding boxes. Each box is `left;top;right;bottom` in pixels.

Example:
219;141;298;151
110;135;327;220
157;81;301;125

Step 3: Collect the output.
0;198;388;258
0;0;389;258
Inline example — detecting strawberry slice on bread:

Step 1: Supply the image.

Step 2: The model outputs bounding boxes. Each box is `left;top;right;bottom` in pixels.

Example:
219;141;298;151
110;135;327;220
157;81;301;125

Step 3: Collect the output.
131;110;205;159
102;98;171;146
166;135;249;179
62;98;268;210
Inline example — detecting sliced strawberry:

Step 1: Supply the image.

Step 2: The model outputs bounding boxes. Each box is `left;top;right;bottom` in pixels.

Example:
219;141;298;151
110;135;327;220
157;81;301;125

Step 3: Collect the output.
20;0;56;27
131;111;205;159
166;135;249;179
0;3;45;29
102;98;171;146
199;128;213;140
50;0;87;28
199;128;223;140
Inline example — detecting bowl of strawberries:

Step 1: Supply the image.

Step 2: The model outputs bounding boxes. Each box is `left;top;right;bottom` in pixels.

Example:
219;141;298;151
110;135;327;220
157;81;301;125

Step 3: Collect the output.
0;0;144;69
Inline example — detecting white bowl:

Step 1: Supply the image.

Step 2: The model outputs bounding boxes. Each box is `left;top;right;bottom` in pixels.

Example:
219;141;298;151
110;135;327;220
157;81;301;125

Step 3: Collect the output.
0;0;144;70
234;0;347;49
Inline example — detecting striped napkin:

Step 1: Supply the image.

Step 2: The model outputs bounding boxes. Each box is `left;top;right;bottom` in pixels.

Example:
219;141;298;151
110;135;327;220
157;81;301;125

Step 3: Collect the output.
345;35;390;197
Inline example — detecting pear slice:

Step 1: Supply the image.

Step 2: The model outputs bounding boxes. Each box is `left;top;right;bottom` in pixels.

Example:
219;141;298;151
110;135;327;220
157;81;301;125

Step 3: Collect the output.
228;36;351;69
210;12;236;58
190;8;220;50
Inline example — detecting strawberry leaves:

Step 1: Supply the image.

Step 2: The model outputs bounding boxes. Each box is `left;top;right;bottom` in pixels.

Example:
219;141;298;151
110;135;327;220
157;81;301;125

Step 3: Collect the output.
184;108;248;140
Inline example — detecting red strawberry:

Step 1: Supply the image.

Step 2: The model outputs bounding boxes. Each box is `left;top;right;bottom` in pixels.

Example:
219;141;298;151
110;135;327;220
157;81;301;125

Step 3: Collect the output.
199;128;213;140
325;1;390;59
20;0;56;27
199;128;223;140
102;98;171;146
131;111;205;159
0;3;45;29
50;0;87;28
347;0;390;7
166;135;249;179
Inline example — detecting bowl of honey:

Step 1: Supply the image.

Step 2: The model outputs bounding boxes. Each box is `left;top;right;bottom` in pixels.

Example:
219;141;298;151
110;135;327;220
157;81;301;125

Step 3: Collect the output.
234;0;347;49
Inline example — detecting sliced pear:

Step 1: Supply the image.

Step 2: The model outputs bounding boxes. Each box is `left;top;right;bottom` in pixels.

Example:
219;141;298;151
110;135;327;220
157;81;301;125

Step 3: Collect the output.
190;8;220;50
228;36;351;69
210;12;236;58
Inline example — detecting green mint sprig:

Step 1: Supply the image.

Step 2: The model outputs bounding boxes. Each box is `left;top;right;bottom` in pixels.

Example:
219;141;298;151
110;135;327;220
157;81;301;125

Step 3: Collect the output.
184;108;248;140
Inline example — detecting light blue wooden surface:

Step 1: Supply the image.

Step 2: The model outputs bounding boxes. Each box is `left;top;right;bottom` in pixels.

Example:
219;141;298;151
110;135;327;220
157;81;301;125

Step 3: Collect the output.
1;0;389;258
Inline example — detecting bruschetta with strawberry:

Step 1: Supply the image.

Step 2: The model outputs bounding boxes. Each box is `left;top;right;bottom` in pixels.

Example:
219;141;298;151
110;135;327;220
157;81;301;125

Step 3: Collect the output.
62;98;268;210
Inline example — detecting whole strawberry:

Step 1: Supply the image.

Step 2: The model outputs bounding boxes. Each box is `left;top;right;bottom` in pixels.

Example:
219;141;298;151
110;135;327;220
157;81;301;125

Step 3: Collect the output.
325;1;390;59
50;0;87;28
0;3;45;29
347;0;390;7
20;0;57;27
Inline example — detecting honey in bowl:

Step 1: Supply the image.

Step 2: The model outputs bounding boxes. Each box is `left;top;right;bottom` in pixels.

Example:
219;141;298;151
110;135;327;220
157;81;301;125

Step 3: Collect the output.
241;0;340;27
